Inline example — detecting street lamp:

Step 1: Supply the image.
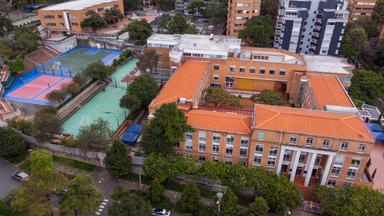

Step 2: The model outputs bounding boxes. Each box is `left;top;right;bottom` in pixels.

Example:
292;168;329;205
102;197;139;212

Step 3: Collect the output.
216;192;223;213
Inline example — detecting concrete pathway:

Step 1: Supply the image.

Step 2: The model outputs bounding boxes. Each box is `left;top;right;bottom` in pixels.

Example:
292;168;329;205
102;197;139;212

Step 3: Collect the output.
0;158;20;199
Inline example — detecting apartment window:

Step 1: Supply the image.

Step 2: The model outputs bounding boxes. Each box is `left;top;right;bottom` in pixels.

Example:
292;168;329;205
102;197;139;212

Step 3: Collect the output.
226;146;233;156
327;180;337;186
255;144;264;155
229;66;236;72
199;142;206;152
289;136;297;145
331;166;342;177
259;68;265;74
239;67;246;73
225;77;234;88
358;144;366;153
253;156;262;166
249;68;256;73
279;69;286;76
212;144;220;154
269;146;278;156
322;140;330;149
346;168;358;179
213;64;220;70
258;132;265;140
267;156;276;168
58;15;63;18
44;15;54;19
213;74;219;81
212;156;219;162
212;133;220;144
269;69;275;75
351;159;361;168
198;155;206;162
198;131;206;152
299;154;306;163
71;22;79;26
225;160;232;165
226;135;234;156
185;132;193;151
343;182;353;187
240;137;249;158
305;138;313;147
283;151;291;161
340;142;348;151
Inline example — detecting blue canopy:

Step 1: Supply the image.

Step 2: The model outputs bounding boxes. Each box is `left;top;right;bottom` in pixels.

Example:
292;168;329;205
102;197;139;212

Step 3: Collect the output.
369;123;384;132
120;124;143;143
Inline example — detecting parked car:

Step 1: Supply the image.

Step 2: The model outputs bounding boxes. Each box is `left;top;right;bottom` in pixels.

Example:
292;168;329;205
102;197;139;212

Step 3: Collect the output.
12;171;29;181
152;208;171;216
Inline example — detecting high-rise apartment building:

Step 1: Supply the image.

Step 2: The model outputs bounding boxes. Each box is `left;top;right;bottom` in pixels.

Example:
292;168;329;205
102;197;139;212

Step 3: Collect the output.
226;0;261;37
348;0;377;21
274;0;349;55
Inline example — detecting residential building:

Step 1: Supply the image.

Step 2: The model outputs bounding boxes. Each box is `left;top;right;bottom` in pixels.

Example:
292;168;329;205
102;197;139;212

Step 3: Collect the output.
226;0;261;37
38;0;124;35
148;59;374;188
348;0;377;21
274;0;349;55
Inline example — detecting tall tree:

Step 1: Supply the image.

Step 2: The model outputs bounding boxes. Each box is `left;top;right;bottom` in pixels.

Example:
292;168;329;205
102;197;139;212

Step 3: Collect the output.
260;0;279;20
84;61;113;80
372;0;384;25
60;175;103;216
81;10;106;32
33;107;61;141
142;103;193;156
0;127;25;160
188;0;204;16
0;14;13;36
314;185;384;216
153;0;175;11
205;88;242;108
253;90;284;105
204;1;227;25
46;90;66;103
160;13;198;34
248;197;269;216
119;74;158;112
341;26;369;59
7;57;25;75
239;16;275;47
125;20;152;45
149;178;165;203
178;182;201;214
105;139;132;177
219;188;240;216
123;0;143;11
109;193;152;216
136;49;159;74
104;8;123;24
76;118;111;150
349;69;384;105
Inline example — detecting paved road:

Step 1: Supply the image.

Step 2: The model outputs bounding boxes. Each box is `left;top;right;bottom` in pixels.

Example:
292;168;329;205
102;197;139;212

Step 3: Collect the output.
0;158;20;199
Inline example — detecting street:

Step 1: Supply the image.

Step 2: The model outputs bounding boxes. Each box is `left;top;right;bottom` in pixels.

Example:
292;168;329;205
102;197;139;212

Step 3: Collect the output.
0;158;20;199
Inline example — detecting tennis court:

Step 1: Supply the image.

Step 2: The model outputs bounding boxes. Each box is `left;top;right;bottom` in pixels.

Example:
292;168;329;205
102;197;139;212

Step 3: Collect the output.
3;47;121;106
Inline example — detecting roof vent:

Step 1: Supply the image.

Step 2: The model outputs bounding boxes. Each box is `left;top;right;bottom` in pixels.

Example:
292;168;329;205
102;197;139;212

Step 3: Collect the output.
179;97;186;104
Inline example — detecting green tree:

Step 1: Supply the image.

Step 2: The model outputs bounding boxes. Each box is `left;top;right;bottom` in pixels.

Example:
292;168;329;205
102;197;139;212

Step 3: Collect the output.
204;1;227;25
136;49;159;74
313;185;384;216
105;139;132;177
205;87;241;108
76;118;111;150
46;89;66;103
0;14;13;36
104;7;123;24
81;10;106;32
7;57;24;75
143;153;175;182
219;188;240;216
253;90;284;105
248;197;269;216
261;0;279;19
178;182;201;214
123;0;143;11
0;127;25;160
161;13;198;34
351;16;378;38
11;151;66;216
372;0;384;25
341;27;369;59
84;61;113;80
12;27;40;57
6;118;33;135
125;20;152;45
149;178;165;203
188;0;204;16
154;0;175;11
72;72;88;87
62;81;81;96
119;74;158;112
60;175;103;216
349;69;384;105
142;103;193;156
33;107;61;141
239;16;275;47
109;193;152;216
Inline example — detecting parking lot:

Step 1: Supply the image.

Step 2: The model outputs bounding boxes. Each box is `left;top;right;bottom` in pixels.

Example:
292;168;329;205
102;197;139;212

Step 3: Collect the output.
0;158;20;199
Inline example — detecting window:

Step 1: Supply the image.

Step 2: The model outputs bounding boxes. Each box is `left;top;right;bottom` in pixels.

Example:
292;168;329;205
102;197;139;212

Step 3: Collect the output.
58;15;63;18
71;22;78;26
240;137;249;158
269;69;275;75
225;77;234;88
259;68;265;74
249;68;256;73
213;64;219;70
267;156;276;168
185;132;193;151
327;180;337;186
279;69;286;76
239;67;246;72
305;138;313;147
229;66;236;72
351;159;361;168
198;131;206;152
283;151;291;161
225;160;232;165
199;143;206;152
346;168;358;179
212;144;220;154
343;182;353;187
269;146;278;156
299;154;306;163
254;156;262;166
322;139;330;149
331;166;342;177
226;135;234;156
212;133;220;144
358;144;366;153
255;144;264;155
198;155;206;162
289;136;297;145
258;132;265;140
340;142;348;151
226;135;234;145
213;74;219;81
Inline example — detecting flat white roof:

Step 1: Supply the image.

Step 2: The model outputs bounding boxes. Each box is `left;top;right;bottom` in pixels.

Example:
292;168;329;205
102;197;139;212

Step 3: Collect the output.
40;0;119;11
303;55;353;74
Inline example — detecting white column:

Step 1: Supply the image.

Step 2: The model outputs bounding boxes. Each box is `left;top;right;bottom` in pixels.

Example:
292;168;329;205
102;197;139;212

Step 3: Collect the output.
304;153;317;187
276;146;286;174
290;150;301;182
320;154;335;185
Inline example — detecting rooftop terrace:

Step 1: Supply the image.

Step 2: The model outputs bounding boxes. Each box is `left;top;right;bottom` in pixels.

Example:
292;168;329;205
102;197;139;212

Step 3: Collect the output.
304;55;354;74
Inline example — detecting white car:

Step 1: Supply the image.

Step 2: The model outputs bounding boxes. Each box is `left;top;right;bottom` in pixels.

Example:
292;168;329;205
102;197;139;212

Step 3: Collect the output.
12;171;29;181
152;208;171;216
